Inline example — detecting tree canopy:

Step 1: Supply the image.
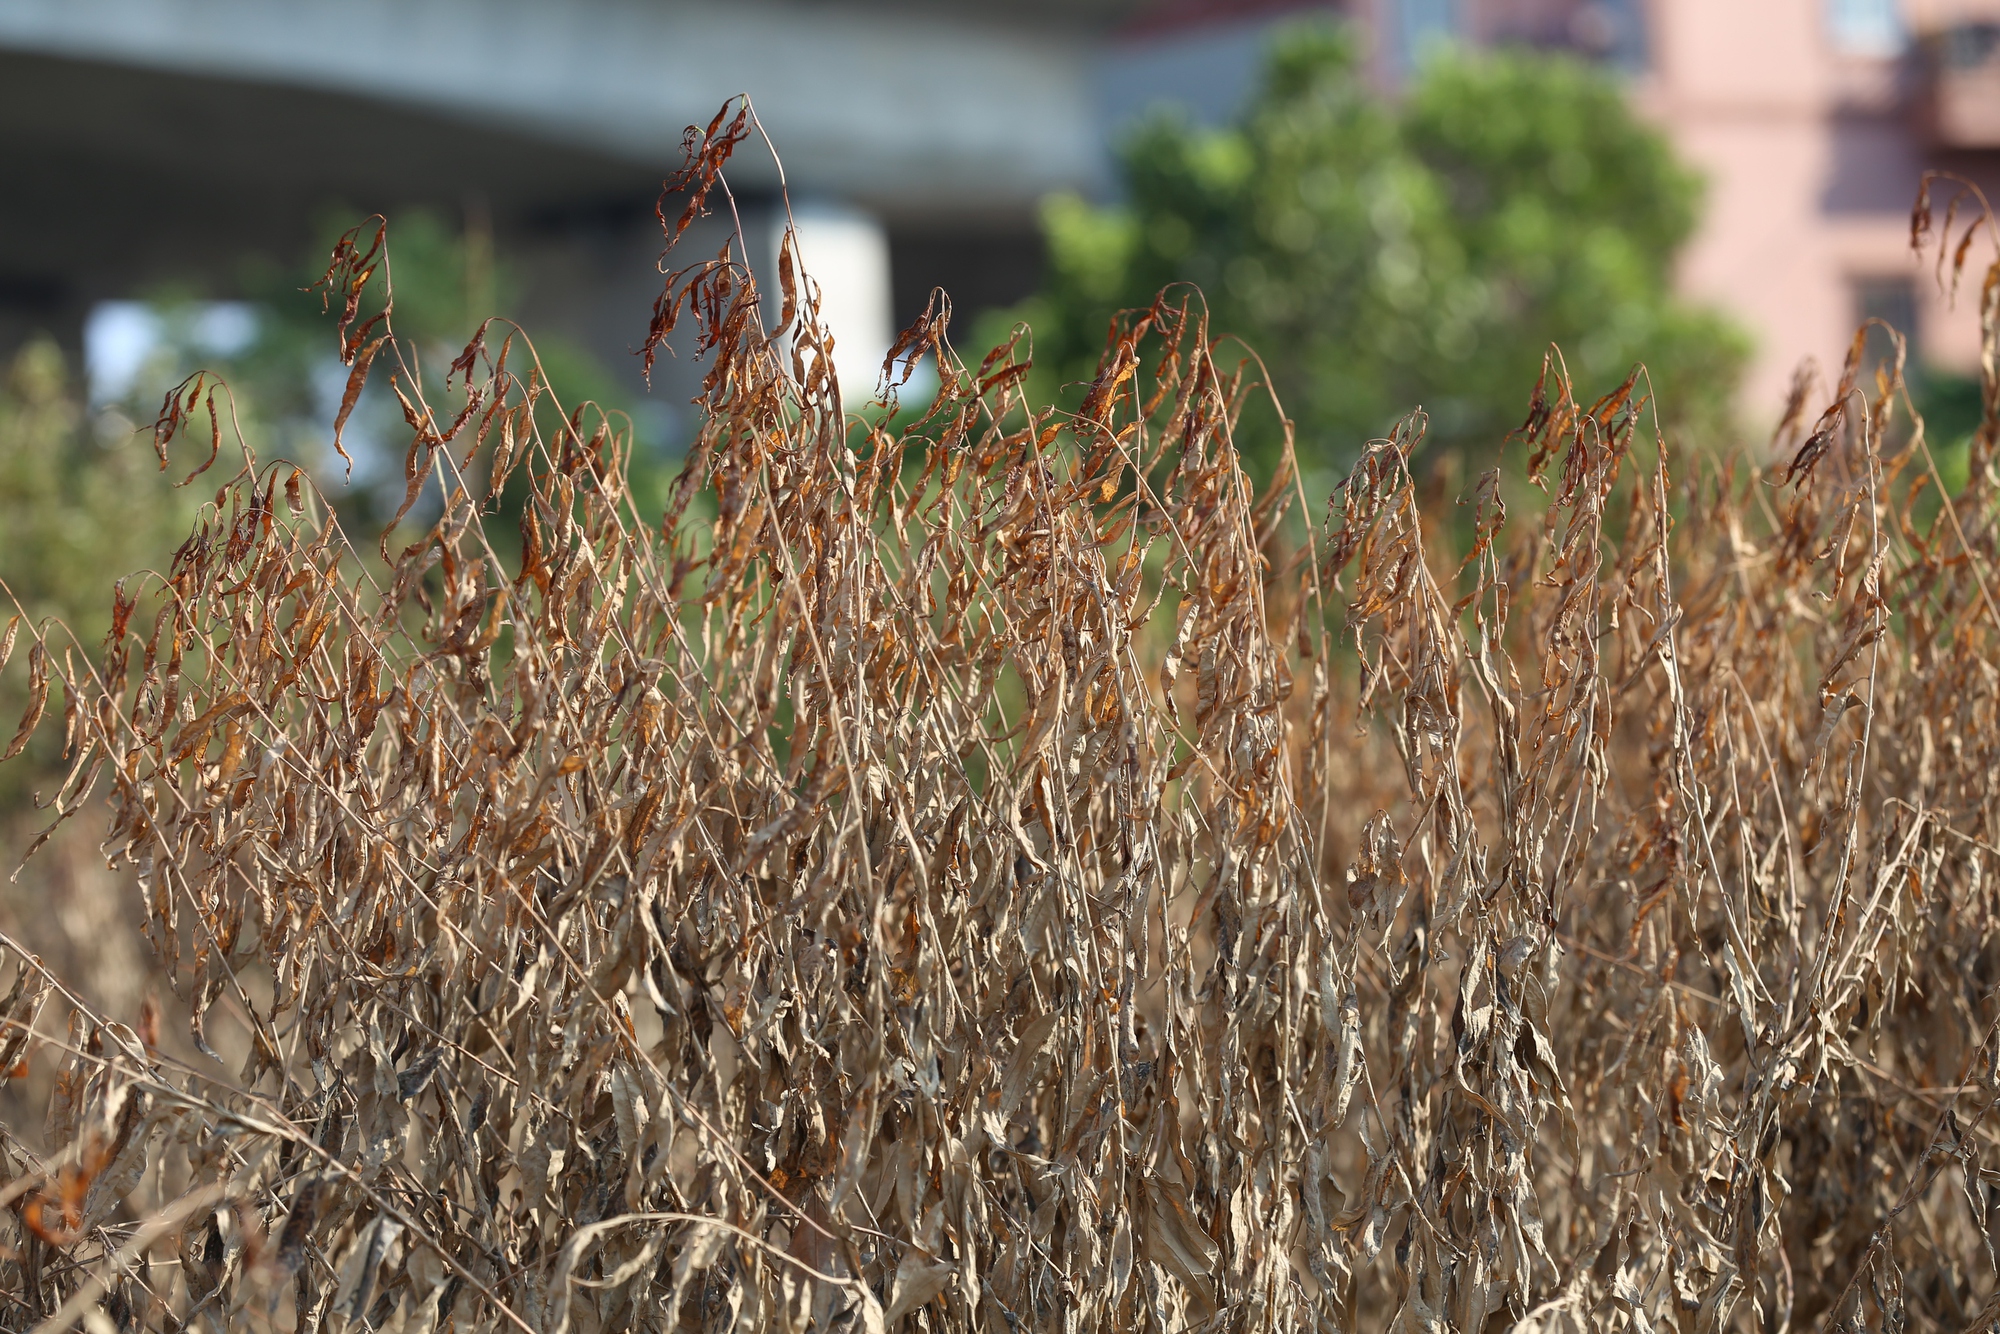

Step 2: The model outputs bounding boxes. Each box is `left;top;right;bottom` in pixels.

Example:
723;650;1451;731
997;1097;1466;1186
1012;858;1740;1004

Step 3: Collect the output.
1022;25;1747;467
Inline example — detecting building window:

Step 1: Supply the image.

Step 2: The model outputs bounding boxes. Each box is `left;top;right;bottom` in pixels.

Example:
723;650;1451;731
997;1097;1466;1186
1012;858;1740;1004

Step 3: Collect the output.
1853;275;1918;377
1569;1;1650;71
1397;0;1457;70
1828;0;1906;57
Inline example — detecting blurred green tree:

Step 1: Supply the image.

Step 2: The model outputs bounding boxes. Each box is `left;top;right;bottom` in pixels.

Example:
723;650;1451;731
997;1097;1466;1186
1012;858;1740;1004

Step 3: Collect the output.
0;211;644;804
0;340;202;805
1021;25;1748;468
112;209;636;528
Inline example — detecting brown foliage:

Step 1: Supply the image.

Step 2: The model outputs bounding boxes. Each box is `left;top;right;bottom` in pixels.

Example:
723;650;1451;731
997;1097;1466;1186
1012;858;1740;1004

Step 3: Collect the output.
4;113;2000;1334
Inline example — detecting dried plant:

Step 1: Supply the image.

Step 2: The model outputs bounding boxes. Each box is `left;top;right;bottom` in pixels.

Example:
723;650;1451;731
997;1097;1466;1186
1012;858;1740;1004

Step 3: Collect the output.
5;109;2000;1334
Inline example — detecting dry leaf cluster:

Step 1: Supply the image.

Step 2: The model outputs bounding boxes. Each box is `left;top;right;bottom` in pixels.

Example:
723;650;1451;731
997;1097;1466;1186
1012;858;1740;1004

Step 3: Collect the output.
4;110;2000;1333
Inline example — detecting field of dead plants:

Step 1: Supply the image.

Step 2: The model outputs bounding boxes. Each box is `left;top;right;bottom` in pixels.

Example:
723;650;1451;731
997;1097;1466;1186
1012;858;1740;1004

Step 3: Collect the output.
3;104;2000;1333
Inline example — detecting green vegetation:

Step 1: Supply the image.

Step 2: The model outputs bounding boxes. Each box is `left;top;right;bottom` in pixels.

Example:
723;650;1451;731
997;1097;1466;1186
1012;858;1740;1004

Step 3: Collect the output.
107;208;635;526
1020;24;1747;467
0;340;201;802
1916;368;1980;493
0;212;643;802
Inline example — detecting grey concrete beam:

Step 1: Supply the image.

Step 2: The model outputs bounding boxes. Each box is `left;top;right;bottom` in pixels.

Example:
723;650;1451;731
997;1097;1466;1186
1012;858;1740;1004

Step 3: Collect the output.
0;0;1107;210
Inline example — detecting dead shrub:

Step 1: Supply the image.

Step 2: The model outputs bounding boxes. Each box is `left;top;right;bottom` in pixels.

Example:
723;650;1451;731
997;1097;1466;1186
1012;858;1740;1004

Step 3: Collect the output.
2;112;1999;1334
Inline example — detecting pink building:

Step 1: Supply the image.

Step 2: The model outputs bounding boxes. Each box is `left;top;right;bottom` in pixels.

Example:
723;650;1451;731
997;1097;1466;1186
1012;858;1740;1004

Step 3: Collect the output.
1638;0;1999;414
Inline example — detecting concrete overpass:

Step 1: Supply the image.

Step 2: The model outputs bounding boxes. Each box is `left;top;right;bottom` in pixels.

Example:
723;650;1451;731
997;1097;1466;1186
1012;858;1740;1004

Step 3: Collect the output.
0;0;1144;396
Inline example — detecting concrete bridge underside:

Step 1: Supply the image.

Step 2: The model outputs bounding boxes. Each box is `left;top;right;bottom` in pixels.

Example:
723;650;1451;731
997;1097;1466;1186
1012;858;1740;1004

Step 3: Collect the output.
0;0;1124;394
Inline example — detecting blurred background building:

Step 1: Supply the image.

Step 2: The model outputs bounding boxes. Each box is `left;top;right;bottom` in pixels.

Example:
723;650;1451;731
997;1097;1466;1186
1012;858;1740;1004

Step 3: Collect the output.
0;0;1992;427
